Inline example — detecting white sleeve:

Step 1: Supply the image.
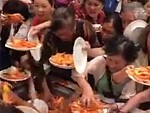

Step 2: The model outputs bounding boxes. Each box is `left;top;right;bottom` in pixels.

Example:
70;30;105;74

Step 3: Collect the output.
31;99;49;113
15;23;30;38
72;56;106;84
120;80;136;99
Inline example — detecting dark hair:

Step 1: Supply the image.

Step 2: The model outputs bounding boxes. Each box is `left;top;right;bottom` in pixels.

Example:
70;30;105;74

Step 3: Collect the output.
50;7;76;31
138;24;150;53
0;103;23;113
104;35;140;63
82;0;105;7
2;0;31;20
104;13;123;35
47;0;54;6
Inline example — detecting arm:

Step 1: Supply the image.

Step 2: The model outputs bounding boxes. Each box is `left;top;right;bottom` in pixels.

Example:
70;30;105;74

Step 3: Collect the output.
112;65;134;84
120;88;150;113
72;56;106;106
111;67;128;84
41;78;53;102
29;21;51;36
83;41;105;58
88;48;105;58
73;75;95;106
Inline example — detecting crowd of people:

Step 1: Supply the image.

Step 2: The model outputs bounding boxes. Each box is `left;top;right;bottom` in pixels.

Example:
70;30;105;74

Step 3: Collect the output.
0;0;150;113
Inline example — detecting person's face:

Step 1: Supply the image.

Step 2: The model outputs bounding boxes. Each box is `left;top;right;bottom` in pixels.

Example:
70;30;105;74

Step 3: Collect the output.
147;33;150;53
144;1;150;17
101;22;116;41
121;11;136;29
84;0;103;19
34;0;53;22
55;25;74;41
106;55;128;73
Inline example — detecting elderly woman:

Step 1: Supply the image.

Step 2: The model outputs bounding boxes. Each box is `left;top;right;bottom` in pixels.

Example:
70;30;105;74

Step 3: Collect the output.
121;1;147;29
72;36;140;106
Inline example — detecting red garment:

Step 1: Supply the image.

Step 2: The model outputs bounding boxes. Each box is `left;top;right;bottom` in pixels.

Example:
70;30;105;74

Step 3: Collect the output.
32;16;41;26
31;16;44;39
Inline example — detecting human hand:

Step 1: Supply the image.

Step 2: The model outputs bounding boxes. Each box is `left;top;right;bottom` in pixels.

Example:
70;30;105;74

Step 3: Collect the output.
82;41;91;53
80;87;95;107
28;26;41;37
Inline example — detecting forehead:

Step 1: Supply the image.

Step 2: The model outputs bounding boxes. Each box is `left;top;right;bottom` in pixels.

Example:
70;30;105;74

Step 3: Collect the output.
85;0;103;4
34;0;50;5
107;54;125;61
102;22;115;33
121;11;135;20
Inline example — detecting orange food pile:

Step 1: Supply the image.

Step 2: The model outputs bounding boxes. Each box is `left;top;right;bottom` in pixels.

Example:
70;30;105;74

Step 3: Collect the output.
127;66;150;84
51;53;74;67
48;97;69;113
69;100;105;113
3;68;28;80
11;38;37;48
6;13;24;23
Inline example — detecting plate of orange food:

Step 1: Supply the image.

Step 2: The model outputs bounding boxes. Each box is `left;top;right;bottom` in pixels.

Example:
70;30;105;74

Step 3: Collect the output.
49;53;74;69
126;66;150;86
0;66;31;82
69;100;108;113
1;13;25;24
5;38;42;51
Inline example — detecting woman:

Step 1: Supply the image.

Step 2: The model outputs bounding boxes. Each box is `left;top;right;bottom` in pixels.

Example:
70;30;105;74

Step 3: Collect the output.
0;0;31;70
72;36;139;106
73;0;105;24
41;7;97;81
30;0;54;41
85;13;123;57
21;7;97;100
106;24;150;112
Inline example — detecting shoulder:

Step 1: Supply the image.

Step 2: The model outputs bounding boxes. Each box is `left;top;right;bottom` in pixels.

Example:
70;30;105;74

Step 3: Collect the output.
87;56;106;74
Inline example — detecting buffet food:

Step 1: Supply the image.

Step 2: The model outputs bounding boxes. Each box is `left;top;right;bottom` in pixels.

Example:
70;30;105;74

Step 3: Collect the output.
50;53;74;69
4;13;24;23
0;66;30;81
69;100;106;113
126;66;150;85
10;38;37;48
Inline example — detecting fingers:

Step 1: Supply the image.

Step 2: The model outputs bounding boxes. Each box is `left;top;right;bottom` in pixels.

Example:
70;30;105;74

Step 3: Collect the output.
81;95;95;107
127;65;134;70
82;41;91;51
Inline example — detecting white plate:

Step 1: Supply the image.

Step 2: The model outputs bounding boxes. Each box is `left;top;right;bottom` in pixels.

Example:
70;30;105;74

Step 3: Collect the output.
5;41;42;51
73;37;87;74
49;57;74;69
0;67;31;82
16;106;38;113
28;31;42;61
126;70;150;86
123;20;147;43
